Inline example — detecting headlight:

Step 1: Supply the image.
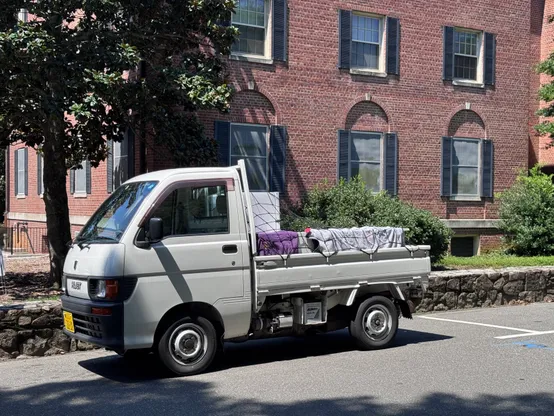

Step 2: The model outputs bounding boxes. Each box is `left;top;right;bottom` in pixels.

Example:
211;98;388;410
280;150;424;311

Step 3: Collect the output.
91;279;119;300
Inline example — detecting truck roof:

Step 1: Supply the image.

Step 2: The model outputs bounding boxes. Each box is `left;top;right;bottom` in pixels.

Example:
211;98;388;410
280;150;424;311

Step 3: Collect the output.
126;166;239;183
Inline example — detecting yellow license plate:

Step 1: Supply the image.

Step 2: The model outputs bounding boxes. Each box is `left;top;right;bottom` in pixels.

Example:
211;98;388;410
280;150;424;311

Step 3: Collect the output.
63;311;75;333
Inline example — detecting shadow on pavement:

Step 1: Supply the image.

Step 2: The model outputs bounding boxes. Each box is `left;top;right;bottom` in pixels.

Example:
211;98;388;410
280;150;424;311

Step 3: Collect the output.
77;328;451;383
1;377;553;416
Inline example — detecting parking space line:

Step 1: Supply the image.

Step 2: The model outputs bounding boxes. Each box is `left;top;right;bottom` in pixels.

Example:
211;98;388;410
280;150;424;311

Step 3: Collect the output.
417;316;537;333
494;330;554;340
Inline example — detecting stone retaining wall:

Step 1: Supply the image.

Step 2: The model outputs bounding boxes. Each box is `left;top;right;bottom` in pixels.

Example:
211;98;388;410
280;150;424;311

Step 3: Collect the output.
2;266;554;359
0;302;95;360
411;266;554;312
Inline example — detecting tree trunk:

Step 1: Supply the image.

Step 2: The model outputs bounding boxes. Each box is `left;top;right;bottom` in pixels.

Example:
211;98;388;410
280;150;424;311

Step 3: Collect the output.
42;138;71;289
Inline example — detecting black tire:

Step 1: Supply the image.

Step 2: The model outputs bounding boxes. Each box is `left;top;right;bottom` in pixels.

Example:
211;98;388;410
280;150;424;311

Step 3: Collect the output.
157;316;217;376
349;296;398;350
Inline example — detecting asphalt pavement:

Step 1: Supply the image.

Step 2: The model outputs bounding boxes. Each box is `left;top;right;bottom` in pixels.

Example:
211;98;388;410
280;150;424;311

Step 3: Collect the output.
2;303;554;416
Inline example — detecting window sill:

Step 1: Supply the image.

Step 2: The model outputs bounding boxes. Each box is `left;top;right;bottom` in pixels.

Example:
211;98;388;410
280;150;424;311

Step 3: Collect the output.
448;195;482;202
16;194;26;199
230;54;274;65
452;79;484;88
73;193;88;199
349;68;388;78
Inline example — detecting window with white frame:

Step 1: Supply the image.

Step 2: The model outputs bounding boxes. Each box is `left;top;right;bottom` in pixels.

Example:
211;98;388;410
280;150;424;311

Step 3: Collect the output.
230;123;269;191
231;0;270;57
349;132;382;192
16;148;27;196
351;14;384;71
38;154;44;195
454;28;482;82
74;162;87;195
113;136;129;189
451;138;480;196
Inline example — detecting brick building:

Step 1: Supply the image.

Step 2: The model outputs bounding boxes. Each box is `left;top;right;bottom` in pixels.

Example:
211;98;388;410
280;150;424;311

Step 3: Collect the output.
5;0;554;256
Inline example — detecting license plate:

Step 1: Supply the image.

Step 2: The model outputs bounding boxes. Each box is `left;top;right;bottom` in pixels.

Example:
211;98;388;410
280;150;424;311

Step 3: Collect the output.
67;278;89;299
63;311;75;333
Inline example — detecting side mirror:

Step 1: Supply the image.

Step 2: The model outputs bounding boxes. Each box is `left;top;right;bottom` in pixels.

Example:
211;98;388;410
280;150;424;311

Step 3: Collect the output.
148;217;163;242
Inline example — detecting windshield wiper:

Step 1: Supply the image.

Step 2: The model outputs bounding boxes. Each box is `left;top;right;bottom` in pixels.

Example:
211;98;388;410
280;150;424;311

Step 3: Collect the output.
74;235;118;249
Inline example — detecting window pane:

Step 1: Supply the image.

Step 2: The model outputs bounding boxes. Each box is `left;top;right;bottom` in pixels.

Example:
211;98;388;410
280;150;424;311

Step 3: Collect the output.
232;0;265;26
351;133;381;162
351;42;379;69
351;162;380;192
352;15;380;44
231;125;268;157
452;140;479;166
150;186;229;237
453;167;478;195
454;55;477;80
232;25;265;55
17;149;25;195
231;156;267;191
75;163;87;193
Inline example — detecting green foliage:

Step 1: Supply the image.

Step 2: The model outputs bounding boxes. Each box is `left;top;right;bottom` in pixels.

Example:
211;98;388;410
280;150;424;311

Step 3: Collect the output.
498;165;554;256
0;0;237;168
281;177;452;263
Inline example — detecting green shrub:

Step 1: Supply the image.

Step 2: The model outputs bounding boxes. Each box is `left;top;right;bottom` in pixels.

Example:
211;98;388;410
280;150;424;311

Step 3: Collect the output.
498;165;554;256
281;177;452;263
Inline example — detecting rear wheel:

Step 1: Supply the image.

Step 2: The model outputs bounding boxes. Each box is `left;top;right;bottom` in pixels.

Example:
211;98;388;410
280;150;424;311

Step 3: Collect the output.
349;296;398;350
158;316;217;376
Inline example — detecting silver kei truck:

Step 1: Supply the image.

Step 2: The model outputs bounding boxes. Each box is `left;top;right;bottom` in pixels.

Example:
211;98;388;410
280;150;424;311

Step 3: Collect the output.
61;160;430;376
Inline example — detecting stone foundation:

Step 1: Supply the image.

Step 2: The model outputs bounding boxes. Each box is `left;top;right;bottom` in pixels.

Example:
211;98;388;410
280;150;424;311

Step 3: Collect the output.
411;266;554;312
0;302;96;360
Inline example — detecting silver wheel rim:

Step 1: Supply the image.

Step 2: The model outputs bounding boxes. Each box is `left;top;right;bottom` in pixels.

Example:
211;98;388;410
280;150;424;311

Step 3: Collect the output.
362;305;392;341
168;323;208;366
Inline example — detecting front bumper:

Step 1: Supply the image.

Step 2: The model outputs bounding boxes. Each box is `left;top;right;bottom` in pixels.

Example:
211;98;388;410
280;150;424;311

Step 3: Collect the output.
61;295;124;353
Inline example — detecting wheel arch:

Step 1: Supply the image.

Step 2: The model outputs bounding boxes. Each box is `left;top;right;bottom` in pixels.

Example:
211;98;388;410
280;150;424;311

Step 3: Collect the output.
153;302;226;347
353;283;412;319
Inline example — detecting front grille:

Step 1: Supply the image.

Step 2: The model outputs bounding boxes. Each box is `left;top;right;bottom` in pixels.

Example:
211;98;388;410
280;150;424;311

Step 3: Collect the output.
73;313;103;339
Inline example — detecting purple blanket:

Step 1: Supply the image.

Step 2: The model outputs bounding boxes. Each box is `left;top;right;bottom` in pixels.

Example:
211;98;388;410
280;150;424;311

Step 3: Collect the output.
257;231;299;256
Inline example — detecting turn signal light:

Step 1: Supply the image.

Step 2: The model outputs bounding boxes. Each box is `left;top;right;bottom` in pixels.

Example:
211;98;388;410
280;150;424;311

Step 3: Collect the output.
91;307;112;316
105;280;119;300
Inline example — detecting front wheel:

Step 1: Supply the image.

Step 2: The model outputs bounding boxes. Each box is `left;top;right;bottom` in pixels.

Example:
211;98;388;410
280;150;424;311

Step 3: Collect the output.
349;296;398;350
158;316;217;376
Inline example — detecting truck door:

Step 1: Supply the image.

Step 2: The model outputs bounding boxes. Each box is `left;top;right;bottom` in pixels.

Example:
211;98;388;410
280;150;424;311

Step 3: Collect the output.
124;178;251;344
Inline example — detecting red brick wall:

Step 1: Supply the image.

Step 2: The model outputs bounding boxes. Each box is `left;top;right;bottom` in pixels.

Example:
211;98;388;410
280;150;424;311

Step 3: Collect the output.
538;0;554;166
6;0;543;230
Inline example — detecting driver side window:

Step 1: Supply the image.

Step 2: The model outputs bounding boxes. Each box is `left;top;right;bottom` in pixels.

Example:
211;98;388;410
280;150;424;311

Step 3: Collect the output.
149;184;229;238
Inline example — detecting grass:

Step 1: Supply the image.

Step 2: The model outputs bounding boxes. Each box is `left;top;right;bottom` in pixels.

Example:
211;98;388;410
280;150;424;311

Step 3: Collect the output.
437;254;554;270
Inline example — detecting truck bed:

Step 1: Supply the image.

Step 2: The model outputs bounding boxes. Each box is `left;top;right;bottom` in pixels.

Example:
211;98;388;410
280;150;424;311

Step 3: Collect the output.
254;245;431;296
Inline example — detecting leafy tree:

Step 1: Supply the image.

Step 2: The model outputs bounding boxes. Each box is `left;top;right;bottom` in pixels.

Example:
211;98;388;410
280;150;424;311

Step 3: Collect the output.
0;1;237;286
498;165;554;256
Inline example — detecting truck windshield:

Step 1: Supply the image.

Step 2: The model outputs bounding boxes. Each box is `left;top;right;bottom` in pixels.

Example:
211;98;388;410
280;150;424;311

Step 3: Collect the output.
75;181;158;244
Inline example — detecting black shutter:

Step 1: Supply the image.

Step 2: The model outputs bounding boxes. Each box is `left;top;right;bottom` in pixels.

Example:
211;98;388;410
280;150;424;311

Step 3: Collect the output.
386;17;400;75
69;169;75;195
441;136;453;197
24;148;28;196
384;133;398;195
337;130;350;180
273;0;287;61
338;10;352;69
37;153;42;195
269;125;287;193
481;139;494;198
127;128;135;179
215;121;231;166
443;26;454;81
86;160;92;194
14;149;18;196
107;139;113;193
484;32;496;85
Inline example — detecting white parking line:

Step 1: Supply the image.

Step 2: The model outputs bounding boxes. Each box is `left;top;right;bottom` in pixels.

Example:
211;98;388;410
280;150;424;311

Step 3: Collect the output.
417;316;537;333
494;330;554;340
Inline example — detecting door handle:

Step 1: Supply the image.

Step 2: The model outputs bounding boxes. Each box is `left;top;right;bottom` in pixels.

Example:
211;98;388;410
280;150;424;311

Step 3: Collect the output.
222;244;238;254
